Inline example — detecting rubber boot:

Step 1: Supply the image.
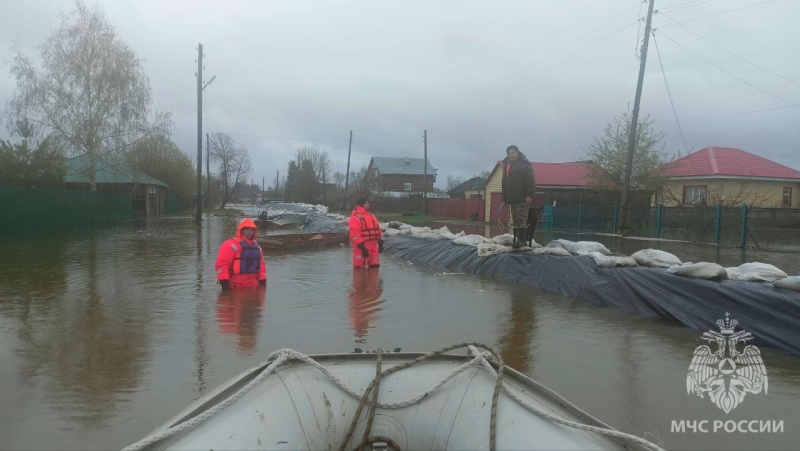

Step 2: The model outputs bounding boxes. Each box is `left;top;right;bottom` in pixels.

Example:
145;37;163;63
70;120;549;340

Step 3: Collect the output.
512;228;523;249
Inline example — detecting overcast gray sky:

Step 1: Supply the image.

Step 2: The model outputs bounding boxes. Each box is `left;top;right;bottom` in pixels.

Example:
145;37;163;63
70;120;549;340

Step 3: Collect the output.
2;0;799;188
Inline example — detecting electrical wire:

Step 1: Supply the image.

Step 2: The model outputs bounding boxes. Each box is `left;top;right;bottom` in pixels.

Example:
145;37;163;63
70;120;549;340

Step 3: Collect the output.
652;31;689;154
657;32;800;107
659;12;800;87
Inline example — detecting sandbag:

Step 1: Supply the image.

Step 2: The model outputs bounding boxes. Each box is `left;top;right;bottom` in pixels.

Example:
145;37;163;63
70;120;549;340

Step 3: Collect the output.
726;262;788;282
774;276;800;292
590;252;638;268
668;262;728;280
631;249;682;268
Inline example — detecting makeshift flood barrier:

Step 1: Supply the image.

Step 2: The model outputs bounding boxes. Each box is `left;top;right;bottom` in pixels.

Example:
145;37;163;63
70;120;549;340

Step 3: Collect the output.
383;235;800;357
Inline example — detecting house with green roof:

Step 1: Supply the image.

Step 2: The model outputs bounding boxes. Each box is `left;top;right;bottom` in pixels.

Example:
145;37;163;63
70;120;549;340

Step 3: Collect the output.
65;154;170;217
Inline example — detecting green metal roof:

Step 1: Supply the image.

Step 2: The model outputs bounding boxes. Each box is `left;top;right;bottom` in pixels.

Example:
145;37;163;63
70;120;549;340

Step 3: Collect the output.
65;154;170;187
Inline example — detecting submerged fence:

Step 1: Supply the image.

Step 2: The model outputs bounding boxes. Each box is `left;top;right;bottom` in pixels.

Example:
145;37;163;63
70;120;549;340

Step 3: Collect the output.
541;203;800;250
0;187;137;239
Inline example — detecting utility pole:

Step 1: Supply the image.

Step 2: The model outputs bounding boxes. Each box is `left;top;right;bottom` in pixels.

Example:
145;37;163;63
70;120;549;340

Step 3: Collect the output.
343;130;353;211
195;43;203;223
275;170;279;201
322;165;327;206
262;176;264;204
423;130;427;215
206;132;210;210
618;0;655;236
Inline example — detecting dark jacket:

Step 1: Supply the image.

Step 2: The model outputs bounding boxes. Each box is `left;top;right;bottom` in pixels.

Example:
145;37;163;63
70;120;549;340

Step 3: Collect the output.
501;153;536;203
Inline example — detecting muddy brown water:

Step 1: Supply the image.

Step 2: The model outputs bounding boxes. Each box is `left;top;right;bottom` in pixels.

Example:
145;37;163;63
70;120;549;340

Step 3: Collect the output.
0;215;798;450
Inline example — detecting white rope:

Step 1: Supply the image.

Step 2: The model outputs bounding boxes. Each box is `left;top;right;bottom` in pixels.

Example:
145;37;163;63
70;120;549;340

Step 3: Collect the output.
497;203;510;231
124;347;663;451
467;346;665;451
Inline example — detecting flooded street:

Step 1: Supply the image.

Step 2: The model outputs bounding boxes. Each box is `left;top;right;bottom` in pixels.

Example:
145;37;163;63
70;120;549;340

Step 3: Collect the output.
1;215;799;450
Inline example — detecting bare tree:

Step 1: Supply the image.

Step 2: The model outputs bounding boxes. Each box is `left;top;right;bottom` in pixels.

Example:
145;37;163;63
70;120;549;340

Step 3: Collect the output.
209;133;251;208
6;1;169;190
445;175;467;192
295;146;331;181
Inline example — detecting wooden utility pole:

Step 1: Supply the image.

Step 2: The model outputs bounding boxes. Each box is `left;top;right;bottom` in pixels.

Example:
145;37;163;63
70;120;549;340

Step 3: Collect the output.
618;0;655;236
343;130;353;211
195;43;203;223
322;165;327;206
206;132;210;209
423;130;428;215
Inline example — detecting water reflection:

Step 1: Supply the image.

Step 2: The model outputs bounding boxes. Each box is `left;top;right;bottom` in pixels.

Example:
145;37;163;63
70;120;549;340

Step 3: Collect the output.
14;237;151;426
348;268;384;343
216;287;267;356
497;284;537;374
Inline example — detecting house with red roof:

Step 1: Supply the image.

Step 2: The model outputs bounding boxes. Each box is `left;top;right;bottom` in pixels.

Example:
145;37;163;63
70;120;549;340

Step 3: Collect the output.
484;160;622;223
658;147;800;208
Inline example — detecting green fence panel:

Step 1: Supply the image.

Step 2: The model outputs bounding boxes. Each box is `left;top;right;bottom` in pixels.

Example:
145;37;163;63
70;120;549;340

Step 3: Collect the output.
0;187;134;239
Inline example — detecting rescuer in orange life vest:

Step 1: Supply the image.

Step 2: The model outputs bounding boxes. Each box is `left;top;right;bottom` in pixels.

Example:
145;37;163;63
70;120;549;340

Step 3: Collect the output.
215;218;267;289
349;197;383;268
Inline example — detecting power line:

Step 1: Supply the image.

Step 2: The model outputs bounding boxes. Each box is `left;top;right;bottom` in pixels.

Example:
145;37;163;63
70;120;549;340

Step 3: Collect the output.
418;4;642;126
657;0;777;28
175;128;347;142
429;34;635;126
657;32;800;107
659;0;720;13
205;91;347;140
659;12;800;87
652;31;689;154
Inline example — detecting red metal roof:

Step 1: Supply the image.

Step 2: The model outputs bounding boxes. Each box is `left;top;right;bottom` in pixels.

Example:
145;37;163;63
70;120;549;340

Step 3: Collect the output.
663;147;800;179
496;161;592;187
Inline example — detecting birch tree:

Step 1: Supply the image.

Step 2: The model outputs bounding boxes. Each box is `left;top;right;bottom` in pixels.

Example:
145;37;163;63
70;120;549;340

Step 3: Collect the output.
6;1;168;189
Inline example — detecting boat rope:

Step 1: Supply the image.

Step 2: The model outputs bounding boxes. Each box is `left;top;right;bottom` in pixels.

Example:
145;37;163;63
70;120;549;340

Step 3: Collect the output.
341;347;384;451
123;343;664;451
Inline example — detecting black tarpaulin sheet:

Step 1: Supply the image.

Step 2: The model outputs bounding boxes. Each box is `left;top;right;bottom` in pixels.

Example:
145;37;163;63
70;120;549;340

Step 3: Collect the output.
385;235;800;356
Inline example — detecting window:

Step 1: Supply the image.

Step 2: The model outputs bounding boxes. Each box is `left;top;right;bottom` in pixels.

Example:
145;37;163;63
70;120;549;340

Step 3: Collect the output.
655;190;663;205
683;186;706;205
373;168;378;178
783;187;792;207
404;182;412;191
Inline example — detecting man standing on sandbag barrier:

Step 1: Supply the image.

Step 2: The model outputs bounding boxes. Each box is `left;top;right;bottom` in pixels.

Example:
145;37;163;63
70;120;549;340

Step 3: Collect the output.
349;197;383;268
500;145;536;249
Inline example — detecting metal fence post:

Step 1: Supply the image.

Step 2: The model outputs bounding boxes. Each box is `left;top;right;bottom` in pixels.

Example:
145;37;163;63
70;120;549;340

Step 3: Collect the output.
612;203;618;235
656;204;662;239
715;203;722;245
740;204;748;248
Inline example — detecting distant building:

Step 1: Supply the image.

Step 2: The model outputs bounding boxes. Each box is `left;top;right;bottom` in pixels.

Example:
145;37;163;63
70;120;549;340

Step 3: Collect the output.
65;154;169;217
366;157;437;196
446;177;486;199
484;161;620;223
658;147;800;208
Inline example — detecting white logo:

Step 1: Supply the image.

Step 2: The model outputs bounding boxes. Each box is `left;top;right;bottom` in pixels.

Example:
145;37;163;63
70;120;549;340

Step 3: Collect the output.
687;313;768;413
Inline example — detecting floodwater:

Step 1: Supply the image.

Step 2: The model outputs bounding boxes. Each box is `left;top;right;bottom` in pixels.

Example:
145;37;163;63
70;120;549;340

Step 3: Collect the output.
1;214;799;451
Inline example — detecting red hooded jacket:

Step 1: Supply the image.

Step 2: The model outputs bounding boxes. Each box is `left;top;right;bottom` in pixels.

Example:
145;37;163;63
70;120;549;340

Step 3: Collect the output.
215;218;267;288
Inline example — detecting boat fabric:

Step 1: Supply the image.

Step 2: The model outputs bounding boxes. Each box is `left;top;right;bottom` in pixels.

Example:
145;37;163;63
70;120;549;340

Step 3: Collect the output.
384;235;800;356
